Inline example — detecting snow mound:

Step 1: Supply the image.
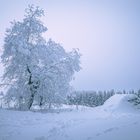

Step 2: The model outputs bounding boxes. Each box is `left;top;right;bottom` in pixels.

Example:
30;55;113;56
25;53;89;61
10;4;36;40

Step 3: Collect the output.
102;94;137;113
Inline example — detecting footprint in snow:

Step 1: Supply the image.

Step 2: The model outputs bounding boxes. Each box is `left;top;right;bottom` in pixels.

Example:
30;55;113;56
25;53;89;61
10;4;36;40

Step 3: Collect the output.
103;127;118;133
34;136;46;140
96;127;119;137
96;133;102;136
87;136;93;140
133;121;138;125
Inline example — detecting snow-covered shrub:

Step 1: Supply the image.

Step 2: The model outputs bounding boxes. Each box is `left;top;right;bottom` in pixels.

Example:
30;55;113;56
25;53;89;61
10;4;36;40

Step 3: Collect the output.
128;90;140;105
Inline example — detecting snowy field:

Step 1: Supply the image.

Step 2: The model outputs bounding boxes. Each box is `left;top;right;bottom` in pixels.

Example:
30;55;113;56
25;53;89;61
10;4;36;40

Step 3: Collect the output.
0;94;140;140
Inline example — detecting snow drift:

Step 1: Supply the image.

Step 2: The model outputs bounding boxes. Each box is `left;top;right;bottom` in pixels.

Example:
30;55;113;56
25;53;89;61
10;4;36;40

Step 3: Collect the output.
102;94;137;113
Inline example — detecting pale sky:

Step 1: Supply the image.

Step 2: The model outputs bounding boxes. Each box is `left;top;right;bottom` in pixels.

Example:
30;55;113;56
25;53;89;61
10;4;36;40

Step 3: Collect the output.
0;0;140;91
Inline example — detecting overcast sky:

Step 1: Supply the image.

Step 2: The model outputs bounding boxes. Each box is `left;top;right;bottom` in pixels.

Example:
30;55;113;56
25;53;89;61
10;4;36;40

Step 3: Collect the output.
0;0;140;91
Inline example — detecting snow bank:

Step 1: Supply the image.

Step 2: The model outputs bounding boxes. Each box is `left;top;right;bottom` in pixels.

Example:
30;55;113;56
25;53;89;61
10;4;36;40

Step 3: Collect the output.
102;94;137;113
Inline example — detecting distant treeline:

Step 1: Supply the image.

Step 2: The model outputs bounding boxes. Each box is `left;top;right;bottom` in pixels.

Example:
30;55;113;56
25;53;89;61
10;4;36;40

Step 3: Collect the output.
67;90;140;107
0;89;140;109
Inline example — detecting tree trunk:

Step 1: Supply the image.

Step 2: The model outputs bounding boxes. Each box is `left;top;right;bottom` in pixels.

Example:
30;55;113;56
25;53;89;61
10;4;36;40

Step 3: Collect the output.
48;102;52;110
27;92;35;110
39;96;43;107
27;65;34;110
26;65;40;110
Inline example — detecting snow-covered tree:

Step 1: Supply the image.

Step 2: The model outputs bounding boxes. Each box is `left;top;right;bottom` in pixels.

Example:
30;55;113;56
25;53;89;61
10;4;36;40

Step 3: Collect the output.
1;5;81;110
34;39;81;109
128;90;140;105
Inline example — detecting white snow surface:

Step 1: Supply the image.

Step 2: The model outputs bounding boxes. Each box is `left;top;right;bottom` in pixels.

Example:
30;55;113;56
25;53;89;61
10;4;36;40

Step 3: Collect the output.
0;94;140;140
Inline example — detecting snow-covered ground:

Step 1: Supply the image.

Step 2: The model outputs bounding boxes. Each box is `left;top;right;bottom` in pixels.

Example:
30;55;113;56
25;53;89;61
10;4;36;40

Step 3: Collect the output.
0;94;140;140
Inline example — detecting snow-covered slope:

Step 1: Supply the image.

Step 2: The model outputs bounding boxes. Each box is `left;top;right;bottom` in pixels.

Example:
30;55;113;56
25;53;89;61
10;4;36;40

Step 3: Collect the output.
0;94;140;140
102;94;138;113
